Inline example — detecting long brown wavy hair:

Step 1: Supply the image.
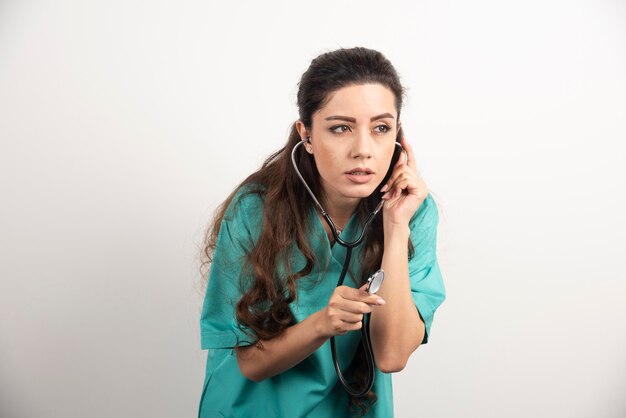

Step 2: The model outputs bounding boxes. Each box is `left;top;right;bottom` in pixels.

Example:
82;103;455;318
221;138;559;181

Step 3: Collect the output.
200;47;413;416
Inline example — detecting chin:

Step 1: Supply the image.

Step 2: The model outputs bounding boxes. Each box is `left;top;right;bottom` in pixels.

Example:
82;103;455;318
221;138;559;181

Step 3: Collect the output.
342;184;378;199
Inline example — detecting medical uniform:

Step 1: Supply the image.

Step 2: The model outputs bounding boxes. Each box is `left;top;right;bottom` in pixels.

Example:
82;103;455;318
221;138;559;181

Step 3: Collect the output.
198;186;446;418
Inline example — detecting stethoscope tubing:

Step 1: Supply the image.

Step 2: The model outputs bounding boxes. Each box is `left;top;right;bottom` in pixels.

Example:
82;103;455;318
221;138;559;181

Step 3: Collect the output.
290;140;402;397
329;244;375;397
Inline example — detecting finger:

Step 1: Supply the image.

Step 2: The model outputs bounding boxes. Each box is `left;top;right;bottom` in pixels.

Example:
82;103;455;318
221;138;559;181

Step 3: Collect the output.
380;159;403;193
395;181;408;198
339;300;373;314
391;176;411;197
384;171;413;200
330;320;362;336
343;286;385;305
332;293;382;313
338;312;364;323
333;320;362;335
381;143;411;190
343;320;363;332
396;179;422;199
395;149;406;167
381;166;410;198
401;137;417;170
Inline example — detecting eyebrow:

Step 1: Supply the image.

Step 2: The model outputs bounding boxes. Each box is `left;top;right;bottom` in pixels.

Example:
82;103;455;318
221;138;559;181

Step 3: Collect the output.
324;113;395;123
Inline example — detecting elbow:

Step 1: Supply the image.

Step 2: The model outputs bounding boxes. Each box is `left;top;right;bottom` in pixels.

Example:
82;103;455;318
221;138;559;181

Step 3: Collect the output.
374;340;421;373
236;348;267;383
238;362;266;383
375;338;422;373
237;361;268;383
376;355;408;374
243;371;265;383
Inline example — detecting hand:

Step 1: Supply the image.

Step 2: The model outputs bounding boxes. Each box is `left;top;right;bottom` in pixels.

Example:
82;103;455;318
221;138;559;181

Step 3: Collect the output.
380;137;428;227
317;284;386;338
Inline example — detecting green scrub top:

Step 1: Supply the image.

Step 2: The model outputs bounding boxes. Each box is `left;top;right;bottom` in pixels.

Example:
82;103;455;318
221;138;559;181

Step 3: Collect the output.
199;187;446;418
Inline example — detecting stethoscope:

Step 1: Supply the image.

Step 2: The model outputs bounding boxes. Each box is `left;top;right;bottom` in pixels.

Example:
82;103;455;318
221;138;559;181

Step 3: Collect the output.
290;139;402;397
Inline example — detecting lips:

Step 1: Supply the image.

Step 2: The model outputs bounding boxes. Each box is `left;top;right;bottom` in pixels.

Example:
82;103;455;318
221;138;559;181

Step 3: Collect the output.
345;168;374;175
345;168;375;184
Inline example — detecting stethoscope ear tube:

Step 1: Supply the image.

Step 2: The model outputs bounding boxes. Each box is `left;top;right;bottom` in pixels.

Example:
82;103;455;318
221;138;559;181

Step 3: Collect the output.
290;140;386;247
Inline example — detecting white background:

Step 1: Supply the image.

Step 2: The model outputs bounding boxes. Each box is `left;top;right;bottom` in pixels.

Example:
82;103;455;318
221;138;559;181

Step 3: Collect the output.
1;1;625;417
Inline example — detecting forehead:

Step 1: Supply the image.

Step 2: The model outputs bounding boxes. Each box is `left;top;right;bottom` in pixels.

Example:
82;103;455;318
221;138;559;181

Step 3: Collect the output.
316;83;397;119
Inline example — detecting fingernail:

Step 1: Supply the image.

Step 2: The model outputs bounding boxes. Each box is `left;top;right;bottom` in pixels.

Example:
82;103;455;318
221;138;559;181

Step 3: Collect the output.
382;192;389;199
380;184;389;192
376;299;386;305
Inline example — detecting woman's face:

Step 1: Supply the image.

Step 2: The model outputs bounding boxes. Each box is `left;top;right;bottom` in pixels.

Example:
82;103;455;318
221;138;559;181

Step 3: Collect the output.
296;83;400;208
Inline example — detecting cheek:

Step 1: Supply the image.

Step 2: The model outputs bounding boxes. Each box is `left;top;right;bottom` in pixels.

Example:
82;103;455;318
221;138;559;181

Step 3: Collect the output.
311;152;332;180
313;146;340;173
378;148;395;172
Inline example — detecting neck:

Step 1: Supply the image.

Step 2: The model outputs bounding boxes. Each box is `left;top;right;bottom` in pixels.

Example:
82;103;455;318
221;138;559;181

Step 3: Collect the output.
320;193;360;230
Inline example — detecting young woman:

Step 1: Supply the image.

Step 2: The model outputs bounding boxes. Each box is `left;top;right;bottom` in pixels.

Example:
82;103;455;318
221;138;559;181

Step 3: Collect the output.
199;47;446;417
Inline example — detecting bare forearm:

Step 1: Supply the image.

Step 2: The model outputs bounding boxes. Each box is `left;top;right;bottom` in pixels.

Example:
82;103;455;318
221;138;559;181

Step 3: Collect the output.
370;224;424;372
236;310;328;382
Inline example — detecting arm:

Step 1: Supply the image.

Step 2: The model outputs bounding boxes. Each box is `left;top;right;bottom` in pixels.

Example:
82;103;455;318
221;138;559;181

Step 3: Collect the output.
370;137;431;372
236;288;384;382
369;222;425;373
202;189;384;381
235;310;327;382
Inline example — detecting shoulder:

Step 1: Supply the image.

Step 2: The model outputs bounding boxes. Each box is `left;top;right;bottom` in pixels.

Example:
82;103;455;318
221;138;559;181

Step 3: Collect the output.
223;184;266;223
409;193;439;232
214;184;267;251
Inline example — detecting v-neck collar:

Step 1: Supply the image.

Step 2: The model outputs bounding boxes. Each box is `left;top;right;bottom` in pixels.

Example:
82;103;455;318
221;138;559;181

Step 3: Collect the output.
308;204;360;263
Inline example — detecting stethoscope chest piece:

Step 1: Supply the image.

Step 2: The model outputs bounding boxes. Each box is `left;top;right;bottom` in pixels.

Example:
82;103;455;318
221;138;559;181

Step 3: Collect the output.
366;269;385;294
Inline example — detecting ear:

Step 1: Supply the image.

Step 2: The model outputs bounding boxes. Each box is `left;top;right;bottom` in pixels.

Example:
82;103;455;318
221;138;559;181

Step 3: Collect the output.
295;120;314;154
295;120;310;142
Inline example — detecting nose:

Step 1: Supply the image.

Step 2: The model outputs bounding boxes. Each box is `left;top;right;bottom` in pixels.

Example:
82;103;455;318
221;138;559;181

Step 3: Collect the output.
350;130;373;159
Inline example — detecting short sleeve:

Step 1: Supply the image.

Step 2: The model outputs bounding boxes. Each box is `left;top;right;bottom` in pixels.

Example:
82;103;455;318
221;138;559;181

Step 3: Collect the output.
408;193;446;344
200;190;263;349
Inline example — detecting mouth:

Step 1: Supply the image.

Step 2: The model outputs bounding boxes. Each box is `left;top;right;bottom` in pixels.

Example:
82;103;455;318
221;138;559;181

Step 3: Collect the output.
345;168;374;175
345;168;375;184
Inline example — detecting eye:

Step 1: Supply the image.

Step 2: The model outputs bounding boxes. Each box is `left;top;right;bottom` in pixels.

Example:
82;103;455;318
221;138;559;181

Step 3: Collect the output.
330;124;351;134
373;124;391;134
